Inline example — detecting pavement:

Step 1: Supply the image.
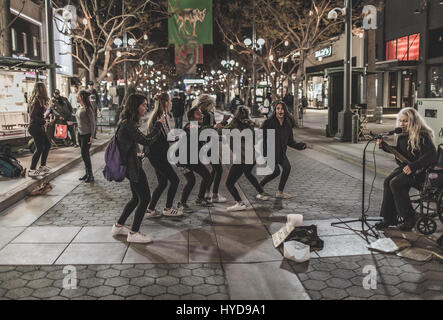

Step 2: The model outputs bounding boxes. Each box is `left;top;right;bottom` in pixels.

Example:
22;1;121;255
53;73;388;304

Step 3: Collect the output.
0;109;441;300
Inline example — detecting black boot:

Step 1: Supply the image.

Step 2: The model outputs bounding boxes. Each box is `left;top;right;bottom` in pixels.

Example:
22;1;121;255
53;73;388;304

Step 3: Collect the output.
398;215;416;231
79;170;88;181
374;219;396;230
85;169;94;183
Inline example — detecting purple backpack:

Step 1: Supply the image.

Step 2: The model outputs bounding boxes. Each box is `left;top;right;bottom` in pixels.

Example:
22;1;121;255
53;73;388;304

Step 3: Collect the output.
102;134;126;182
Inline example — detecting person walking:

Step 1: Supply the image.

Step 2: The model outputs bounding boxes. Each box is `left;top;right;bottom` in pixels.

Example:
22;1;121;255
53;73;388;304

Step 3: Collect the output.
171;91;185;129
27;82;52;177
75;90;96;183
52;89;77;146
222;106;270;211
375;107;437;231
144;92;183;218
112;94;163;243
87;81;100;139
177;107;212;211
196;94;229;203
230;94;243;115
260;101;306;198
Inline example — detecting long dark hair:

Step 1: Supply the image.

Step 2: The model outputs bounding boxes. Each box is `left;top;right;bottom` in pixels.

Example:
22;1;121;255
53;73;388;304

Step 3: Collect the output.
120;94;146;125
230;105;254;129
29;82;49;108
78;90;93;110
147;92;169;133
270;101;296;128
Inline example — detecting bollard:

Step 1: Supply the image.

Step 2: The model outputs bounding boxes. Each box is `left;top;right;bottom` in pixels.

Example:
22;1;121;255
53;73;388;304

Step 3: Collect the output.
352;113;359;143
375;106;383;124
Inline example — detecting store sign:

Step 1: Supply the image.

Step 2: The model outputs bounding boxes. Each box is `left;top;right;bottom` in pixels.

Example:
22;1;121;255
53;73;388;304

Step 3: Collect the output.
53;13;73;76
184;79;205;84
315;46;332;59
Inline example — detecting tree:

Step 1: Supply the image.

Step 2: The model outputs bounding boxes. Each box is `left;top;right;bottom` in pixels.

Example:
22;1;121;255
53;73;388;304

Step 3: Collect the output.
53;0;168;83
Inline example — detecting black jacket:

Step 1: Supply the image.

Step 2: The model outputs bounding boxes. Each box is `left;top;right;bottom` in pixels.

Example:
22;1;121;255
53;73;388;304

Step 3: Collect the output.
143;117;171;160
261;116;301;162
171;97;185;117
116;119;161;182
221;118;256;164
179;122;211;165
381;133;437;173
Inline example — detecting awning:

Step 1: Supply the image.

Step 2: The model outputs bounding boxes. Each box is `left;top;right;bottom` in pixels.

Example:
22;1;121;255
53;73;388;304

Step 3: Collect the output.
375;59;418;71
0;57;60;71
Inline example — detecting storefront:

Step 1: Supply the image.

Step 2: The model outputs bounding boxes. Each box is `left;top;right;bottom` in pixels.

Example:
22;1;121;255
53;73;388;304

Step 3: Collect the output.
304;33;365;109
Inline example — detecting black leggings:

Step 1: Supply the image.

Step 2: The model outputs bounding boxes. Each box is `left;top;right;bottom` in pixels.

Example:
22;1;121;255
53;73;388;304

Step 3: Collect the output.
260;156;291;192
29;124;50;170
117;170;151;232
208;163;223;194
226;164;263;202
181;163;211;203
148;156;179;209
78;133;92;171
380;167;424;222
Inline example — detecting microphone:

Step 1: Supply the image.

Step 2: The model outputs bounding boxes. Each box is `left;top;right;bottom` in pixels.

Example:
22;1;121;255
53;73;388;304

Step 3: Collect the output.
371;127;403;139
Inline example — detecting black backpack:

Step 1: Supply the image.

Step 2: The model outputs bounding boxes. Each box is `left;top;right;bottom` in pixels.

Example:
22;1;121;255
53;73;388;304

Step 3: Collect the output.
0;153;25;178
286;225;324;251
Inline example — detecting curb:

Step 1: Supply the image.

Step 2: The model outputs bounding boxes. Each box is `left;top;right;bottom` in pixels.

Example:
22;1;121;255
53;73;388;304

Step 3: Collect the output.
0;138;111;214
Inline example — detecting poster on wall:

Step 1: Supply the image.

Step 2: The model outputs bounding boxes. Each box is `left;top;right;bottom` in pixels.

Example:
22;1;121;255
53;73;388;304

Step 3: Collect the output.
168;0;213;45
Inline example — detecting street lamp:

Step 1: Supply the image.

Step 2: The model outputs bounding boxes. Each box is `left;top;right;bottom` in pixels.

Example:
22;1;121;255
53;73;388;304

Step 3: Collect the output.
221;57;237;109
244;36;265;116
328;0;353;142
113;32;137;97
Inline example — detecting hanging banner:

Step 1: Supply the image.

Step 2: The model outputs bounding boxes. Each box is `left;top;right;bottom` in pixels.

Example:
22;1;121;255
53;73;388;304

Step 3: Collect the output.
175;44;203;75
168;0;213;45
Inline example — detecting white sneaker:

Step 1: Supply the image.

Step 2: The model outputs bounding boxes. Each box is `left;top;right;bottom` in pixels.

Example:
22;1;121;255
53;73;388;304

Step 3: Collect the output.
145;209;162;219
127;232;153;244
111;224;131;236
276;191;292;199
212;195;227;203
204;191;211;199
38;165;52;174
227;202;247;212
162;208;184;217
256;193;270;201
28;169;42;177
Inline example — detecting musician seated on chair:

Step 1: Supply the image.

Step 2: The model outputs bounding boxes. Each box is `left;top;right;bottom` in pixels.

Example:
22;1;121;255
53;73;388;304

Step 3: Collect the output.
375;107;437;231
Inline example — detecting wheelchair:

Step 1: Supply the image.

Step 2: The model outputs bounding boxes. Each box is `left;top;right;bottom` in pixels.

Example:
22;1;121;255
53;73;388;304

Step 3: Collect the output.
410;144;443;235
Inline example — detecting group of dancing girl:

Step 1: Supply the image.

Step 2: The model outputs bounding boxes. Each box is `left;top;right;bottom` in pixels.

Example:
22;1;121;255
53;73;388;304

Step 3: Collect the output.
111;92;306;243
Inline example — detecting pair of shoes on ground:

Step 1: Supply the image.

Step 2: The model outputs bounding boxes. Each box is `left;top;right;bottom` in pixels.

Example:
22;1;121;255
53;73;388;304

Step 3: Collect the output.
145;207;184;218
111;224;152;243
28;166;52;177
374;216;416;232
204;192;228;203
227;201;249;212
275;191;293;199
196;198;213;206
177;202;193;213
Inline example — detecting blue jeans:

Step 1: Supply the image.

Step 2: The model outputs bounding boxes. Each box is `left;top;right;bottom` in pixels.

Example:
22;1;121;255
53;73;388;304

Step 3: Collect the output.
174;116;183;129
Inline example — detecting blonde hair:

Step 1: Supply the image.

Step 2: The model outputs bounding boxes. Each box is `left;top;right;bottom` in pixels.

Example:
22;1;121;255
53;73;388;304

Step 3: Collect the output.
195;94;215;112
397;107;434;154
147;92;169;133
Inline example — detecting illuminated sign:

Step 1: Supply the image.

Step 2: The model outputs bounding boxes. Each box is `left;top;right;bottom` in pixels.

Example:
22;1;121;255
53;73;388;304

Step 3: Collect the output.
184;79;205;84
315;46;332;59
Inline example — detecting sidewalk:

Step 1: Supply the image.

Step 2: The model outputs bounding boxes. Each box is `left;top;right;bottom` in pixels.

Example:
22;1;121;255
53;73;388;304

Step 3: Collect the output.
0;127;114;214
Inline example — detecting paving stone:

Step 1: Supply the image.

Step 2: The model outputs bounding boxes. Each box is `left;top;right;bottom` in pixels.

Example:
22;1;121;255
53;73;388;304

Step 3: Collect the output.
192;268;216;277
104;277;130;288
60;287;89;298
205;275;225;285
2;279;28;290
144;269;168;278
330;269;356;280
141;285;167;297
307;271;332;281
32;287;61;299
97;269;121;279
0;267;16;273
303;280;327;291
346;286;375;298
26;279;54;290
167;284;192;296
168;269;192;278
5;287;33;299
181;275;204;286
115;285;140;297
325;278;353;289
181;293;206;300
0;271;22;281
21;271;48;281
207;293;229;300
154;294;180;300
87;285;115;298
193;284;218;296
128;294;153;300
157;276;180;287
320;287;349;300
79;278;105;289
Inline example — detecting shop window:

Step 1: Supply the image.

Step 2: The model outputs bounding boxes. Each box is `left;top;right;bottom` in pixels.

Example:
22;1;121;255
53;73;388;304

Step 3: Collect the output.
429;66;443;98
33;37;38;57
22;33;27;54
385;33;420;61
428;28;443;59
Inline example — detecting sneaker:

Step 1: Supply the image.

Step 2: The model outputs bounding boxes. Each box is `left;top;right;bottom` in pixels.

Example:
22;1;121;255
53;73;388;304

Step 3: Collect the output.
178;202;193;213
276;191;292;199
127;232;153;244
227;202;248;212
196;198;213;206
256;193;270;201
212;195;227;203
111;224;131;236
145;209;162;219
28;169;42;177
38;165;52;174
204;191;211;199
162;207;183;217
374;219;396;230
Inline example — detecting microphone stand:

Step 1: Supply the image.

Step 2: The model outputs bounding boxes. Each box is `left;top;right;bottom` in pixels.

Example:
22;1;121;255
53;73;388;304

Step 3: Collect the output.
331;136;382;244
